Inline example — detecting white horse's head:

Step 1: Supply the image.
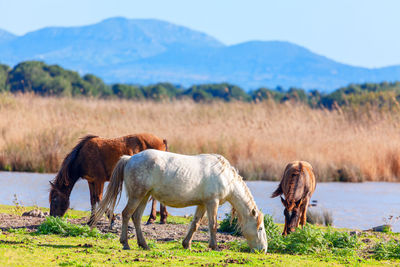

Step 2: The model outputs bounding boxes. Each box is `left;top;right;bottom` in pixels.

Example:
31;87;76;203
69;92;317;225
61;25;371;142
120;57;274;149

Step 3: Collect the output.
241;209;268;253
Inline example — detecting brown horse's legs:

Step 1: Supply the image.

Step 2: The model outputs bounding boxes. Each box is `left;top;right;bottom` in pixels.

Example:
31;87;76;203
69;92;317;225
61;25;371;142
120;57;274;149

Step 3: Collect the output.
120;197;142;250
87;182;95;225
132;194;151;250
88;182;97;216
87;181;112;226
160;203;168;224
182;205;206;249
300;197;310;227
283;213;289;236
146;198;157;225
206;200;219;250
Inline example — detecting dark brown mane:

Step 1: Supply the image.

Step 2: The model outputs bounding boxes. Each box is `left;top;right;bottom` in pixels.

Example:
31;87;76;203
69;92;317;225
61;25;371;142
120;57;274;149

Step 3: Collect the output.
51;135;98;188
286;162;303;208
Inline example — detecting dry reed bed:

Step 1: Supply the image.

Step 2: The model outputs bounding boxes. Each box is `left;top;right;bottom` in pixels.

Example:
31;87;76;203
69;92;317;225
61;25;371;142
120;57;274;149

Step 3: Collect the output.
1;93;400;182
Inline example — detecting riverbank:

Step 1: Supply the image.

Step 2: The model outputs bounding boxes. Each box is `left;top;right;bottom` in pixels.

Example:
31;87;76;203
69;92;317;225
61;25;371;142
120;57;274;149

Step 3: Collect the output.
0;205;399;266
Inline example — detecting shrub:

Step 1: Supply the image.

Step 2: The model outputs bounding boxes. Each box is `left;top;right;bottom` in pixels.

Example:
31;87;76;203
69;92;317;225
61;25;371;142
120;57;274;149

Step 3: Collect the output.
218;213;241;236
36;216;113;238
222;213;359;256
373;240;400;260
323;228;359;249
263;214;285;253
283;225;327;254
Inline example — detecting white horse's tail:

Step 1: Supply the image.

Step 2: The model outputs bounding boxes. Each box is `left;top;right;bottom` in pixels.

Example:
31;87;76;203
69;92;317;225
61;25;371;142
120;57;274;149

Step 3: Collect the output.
89;155;131;227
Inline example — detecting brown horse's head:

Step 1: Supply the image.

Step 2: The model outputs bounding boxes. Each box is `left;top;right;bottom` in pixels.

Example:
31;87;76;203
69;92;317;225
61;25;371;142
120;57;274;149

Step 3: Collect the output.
281;196;303;235
49;182;70;217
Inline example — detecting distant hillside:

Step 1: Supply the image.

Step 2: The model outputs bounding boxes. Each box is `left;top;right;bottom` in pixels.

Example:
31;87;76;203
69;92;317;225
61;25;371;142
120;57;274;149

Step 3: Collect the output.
0;29;16;44
0;17;400;91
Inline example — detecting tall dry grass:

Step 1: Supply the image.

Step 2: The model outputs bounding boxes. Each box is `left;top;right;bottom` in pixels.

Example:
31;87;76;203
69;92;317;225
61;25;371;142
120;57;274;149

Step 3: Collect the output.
1;93;400;182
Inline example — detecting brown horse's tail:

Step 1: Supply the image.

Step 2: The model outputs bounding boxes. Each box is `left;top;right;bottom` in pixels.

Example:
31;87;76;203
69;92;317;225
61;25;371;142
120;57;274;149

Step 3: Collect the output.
89;155;131;227
271;182;283;198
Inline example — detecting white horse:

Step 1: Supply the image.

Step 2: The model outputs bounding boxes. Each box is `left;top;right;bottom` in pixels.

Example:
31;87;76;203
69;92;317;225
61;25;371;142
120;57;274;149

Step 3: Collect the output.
90;150;267;252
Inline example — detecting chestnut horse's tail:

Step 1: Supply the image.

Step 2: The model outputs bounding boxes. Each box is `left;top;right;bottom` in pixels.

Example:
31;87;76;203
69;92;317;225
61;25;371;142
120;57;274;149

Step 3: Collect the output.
90;155;131;227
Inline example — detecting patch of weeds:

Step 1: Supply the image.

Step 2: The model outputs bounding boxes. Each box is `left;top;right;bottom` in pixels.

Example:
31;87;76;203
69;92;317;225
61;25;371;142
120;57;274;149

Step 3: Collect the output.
146;240;157;249
324;228;359;249
283;225;327;254
169;240;184;250
383;215;400;226
146;250;173;259
12;194;26;215
218;213;241;236
36;216;114;239
372;240;400;260
263;214;286;252
381;225;392;233
331;247;358;258
63;213;82;219
7;228;28;234
190;241;207;250
221;212;361;256
59;260;91;267
227;240;250;252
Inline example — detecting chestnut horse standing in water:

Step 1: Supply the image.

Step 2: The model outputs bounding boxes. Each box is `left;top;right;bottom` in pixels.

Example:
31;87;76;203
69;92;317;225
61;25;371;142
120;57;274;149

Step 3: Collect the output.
49;133;168;224
271;161;316;235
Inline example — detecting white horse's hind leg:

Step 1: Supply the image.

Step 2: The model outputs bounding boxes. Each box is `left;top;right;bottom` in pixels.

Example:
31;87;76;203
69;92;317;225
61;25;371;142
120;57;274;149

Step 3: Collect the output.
206;200;219;250
131;193;151;250
120;197;143;250
182;205;206;249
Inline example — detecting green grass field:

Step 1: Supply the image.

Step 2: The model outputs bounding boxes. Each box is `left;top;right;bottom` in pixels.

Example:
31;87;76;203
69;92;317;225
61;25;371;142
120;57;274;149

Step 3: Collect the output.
0;205;400;266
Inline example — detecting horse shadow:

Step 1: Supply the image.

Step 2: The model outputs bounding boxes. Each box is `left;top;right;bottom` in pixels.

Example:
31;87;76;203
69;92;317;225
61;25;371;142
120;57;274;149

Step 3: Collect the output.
38;243;93;249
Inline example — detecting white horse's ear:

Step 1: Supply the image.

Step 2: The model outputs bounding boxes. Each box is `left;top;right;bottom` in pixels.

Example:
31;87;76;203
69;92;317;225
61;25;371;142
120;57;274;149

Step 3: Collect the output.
251;209;257;217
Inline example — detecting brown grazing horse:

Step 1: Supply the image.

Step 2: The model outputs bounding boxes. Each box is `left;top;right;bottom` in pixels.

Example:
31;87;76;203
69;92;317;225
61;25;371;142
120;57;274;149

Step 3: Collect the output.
49;133;168;224
271;161;316;235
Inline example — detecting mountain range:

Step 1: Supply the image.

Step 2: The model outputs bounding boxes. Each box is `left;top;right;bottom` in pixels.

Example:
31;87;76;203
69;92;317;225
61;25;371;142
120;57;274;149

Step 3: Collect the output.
0;17;399;92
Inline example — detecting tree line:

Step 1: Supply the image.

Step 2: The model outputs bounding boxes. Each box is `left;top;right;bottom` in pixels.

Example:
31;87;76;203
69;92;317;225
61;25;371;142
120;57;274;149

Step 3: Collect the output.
1;61;400;109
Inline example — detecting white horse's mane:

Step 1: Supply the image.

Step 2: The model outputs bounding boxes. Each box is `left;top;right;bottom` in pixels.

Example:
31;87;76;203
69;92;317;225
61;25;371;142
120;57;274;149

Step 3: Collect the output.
212;154;259;226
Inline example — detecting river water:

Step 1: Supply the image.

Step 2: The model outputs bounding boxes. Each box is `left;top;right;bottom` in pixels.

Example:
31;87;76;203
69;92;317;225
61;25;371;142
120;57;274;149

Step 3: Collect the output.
1;171;400;232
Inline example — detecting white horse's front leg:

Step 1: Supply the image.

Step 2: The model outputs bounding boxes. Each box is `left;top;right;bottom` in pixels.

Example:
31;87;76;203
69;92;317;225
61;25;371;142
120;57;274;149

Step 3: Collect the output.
206;200;219;250
182;205;206;249
120;198;142;250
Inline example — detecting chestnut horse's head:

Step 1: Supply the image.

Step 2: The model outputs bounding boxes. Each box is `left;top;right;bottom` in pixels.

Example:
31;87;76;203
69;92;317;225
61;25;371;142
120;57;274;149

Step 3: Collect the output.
49;182;70;217
281;196;303;235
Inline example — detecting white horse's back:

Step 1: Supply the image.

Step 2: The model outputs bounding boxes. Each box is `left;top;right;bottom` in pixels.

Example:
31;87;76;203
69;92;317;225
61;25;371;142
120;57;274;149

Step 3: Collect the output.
124;150;233;207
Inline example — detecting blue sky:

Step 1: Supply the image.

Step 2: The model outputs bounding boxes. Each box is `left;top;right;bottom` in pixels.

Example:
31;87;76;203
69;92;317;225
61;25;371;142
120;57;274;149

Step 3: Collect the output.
0;0;399;68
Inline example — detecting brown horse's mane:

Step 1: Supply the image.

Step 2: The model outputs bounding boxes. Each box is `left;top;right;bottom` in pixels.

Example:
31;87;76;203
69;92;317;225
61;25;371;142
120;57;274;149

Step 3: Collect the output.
286;162;303;209
50;135;98;191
